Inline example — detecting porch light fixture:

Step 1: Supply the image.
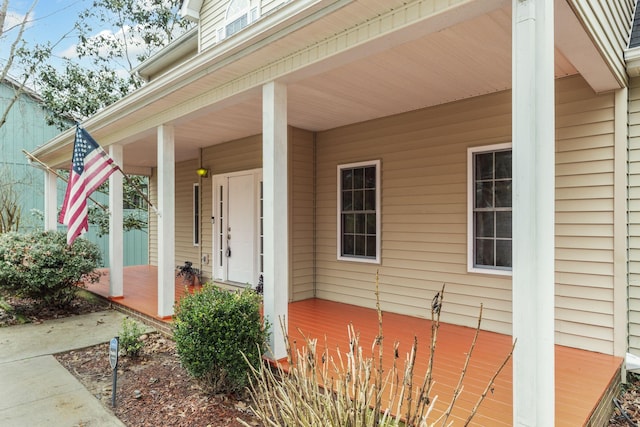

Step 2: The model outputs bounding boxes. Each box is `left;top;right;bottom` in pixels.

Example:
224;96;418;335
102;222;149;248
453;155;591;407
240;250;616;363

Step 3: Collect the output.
196;167;209;178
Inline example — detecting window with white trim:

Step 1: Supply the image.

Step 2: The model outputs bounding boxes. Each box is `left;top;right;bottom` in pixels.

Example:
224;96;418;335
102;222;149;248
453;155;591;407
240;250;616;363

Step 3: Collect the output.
337;160;380;263
193;183;200;246
217;184;224;268
259;180;264;274
218;0;260;41
468;144;512;274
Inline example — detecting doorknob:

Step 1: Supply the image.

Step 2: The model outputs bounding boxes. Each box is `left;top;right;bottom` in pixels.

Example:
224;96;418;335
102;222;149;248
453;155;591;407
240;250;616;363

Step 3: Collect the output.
226;247;231;257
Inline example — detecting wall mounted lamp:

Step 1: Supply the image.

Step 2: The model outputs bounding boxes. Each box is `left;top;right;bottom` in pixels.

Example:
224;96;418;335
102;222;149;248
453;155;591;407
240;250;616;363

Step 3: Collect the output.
196;167;209;178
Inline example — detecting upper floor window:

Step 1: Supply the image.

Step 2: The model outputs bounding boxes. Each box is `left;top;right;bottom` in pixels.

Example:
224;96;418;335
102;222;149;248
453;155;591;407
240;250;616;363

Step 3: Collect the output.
337;160;381;263
219;0;260;40
467;143;512;274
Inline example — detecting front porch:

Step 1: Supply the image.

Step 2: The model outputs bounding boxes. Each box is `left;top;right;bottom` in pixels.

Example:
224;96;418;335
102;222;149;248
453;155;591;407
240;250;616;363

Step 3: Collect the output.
87;266;622;426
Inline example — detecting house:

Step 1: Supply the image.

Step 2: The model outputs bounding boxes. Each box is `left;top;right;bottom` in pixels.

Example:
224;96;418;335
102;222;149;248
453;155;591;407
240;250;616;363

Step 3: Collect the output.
0;76;148;265
30;0;637;425
0;76;62;233
624;2;640;367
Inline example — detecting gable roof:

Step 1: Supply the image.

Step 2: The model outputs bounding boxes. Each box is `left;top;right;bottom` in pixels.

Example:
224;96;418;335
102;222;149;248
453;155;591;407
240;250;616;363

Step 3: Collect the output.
1;75;43;104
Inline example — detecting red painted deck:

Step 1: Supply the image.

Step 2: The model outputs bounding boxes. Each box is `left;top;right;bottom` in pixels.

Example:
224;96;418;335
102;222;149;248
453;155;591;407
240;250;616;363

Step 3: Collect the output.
87;265;622;426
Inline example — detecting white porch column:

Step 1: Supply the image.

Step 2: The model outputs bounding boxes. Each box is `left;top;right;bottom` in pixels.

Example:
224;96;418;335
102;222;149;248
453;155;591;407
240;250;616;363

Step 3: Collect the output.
157;125;176;318
263;81;289;360
109;144;124;298
614;88;628;361
512;0;555;426
44;170;58;231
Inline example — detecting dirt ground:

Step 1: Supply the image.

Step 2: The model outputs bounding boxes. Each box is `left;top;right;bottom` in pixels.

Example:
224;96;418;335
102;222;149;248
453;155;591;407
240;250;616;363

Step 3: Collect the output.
2;289;639;427
54;332;259;427
0;290;259;427
610;374;640;426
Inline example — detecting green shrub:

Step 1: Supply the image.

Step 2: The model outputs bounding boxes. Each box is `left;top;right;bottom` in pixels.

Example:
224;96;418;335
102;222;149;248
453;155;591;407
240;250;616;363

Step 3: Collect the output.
0;231;102;307
173;284;267;394
119;317;145;357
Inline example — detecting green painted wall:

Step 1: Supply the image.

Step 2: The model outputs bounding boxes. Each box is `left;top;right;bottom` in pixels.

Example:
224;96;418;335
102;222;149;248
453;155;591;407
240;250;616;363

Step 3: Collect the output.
0;79;148;266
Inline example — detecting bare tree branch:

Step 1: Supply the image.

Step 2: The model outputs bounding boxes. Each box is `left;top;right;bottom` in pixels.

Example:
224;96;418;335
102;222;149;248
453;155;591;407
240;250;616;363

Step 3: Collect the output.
0;0;38;128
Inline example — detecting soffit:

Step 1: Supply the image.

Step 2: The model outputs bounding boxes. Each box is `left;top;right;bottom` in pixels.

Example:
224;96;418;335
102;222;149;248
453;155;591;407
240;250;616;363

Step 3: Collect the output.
36;0;608;169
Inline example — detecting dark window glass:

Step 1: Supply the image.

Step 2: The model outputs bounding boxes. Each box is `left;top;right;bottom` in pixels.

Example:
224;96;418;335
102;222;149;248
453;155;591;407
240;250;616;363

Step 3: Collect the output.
343;214;355;234
226;14;248;37
366;236;376;257
365;190;376;210
475;239;494;266
340;164;377;260
355;235;366;256
475;153;494;180
343;234;354;256
495;181;511;208
475;182;494;208
496;211;512;238
193;185;200;245
473;148;512;270
496;240;512;268
495;150;512;179
354;190;364;210
366;214;376;235
476;211;494;238
342;190;353;211
342;169;353;190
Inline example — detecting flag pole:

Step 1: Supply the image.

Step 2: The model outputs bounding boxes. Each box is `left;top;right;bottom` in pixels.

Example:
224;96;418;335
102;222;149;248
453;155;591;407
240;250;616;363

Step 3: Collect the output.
22;149;109;212
116;168;158;215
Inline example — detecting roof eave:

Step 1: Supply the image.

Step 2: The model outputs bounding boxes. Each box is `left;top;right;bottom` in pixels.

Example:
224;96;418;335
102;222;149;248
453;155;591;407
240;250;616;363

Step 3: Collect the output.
135;27;199;81
627;47;640;77
31;0;349;165
180;0;203;22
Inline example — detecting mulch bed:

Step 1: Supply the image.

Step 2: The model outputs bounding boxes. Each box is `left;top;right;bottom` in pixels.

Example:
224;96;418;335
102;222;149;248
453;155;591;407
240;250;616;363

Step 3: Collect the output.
54;333;259;427
610;373;640;426
0;290;260;426
0;289;108;326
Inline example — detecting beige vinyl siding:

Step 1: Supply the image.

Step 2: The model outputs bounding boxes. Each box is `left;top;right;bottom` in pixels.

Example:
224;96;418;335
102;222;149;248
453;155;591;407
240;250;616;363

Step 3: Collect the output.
205;135;262;175
199;0;288;50
291;127;315;301
314;75;616;353
629;76;640;354
200;0;227;50
198;159;213;282
174;160;202;277
315;88;513;334
569;0;634;87
555;76;616;354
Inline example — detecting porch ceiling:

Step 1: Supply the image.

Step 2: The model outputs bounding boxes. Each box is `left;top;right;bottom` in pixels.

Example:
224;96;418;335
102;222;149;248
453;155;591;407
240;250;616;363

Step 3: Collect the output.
40;0;610;170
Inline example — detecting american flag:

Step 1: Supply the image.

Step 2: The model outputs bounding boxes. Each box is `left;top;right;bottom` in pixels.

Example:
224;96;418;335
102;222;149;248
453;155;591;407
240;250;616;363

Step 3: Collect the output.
59;126;120;245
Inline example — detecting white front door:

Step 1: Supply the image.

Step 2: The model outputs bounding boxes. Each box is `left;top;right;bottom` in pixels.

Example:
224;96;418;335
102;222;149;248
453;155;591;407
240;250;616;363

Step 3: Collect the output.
212;170;261;286
227;173;255;284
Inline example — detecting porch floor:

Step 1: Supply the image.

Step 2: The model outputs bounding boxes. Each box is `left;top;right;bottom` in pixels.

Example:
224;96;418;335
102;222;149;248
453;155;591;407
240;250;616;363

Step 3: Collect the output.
88;265;622;426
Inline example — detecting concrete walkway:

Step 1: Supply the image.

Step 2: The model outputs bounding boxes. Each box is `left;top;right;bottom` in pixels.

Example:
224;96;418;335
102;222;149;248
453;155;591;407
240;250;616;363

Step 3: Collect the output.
0;310;128;427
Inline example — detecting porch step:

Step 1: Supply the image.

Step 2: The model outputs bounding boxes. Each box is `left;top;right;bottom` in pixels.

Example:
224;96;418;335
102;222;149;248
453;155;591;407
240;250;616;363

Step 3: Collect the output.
92;294;174;337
